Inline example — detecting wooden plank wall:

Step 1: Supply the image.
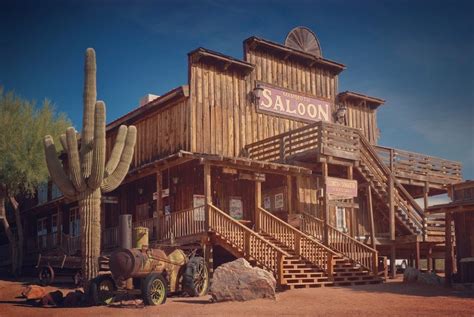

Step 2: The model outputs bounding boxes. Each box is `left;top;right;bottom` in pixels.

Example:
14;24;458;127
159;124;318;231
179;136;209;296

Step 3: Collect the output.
344;100;379;144
296;175;321;217
105;99;189;170
189;48;338;157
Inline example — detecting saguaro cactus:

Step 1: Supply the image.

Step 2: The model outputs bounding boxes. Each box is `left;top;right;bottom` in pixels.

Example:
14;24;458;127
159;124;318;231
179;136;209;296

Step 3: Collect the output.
43;48;137;284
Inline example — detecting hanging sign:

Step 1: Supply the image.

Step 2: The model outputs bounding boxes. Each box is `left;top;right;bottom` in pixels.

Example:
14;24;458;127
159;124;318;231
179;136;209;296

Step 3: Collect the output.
256;83;332;123
325;177;358;199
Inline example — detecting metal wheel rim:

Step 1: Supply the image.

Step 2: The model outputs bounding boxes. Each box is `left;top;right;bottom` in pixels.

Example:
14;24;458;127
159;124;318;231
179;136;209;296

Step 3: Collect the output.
98;279;114;304
193;261;208;296
150;278;165;304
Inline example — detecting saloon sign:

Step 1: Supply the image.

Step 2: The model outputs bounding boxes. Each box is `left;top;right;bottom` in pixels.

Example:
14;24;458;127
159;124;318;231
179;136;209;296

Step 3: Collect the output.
256;83;332;123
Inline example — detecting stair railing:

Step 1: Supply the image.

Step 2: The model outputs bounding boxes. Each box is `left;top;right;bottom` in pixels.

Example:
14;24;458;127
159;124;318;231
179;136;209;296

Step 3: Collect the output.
358;134;425;234
209;204;289;284
300;212;378;275
157;205;206;241
256;207;337;276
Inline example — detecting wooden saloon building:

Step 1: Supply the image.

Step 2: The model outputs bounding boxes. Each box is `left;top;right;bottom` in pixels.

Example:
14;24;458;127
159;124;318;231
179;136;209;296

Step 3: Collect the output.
5;27;463;288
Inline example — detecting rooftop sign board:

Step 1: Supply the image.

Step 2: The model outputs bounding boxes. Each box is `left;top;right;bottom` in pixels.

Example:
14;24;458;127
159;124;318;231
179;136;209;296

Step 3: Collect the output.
256;83;333;123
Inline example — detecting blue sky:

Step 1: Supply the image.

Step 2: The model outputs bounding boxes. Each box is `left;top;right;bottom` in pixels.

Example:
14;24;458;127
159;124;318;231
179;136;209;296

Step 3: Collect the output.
1;0;473;179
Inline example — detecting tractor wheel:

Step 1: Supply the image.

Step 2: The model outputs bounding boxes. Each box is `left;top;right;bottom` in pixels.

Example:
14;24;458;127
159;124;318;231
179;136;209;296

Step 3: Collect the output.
38;265;55;286
142;273;168;305
90;275;116;306
182;256;209;297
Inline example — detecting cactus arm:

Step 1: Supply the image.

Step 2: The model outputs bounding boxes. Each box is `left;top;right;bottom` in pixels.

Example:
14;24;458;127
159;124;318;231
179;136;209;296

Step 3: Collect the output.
43;135;77;198
65;127;87;192
101;126;137;193
104;125;127;177
59;134;68;152
87;101;106;189
80;48;97;179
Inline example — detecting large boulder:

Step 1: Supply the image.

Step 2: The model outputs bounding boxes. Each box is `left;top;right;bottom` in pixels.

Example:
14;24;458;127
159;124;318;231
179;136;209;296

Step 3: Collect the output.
403;267;420;283
210;258;276;302
21;285;48;300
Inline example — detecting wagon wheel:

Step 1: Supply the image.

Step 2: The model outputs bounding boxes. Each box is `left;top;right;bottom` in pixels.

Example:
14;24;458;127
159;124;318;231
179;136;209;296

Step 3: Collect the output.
182;256;209;297
90;275;116;305
142;273;168;305
38;265;55;286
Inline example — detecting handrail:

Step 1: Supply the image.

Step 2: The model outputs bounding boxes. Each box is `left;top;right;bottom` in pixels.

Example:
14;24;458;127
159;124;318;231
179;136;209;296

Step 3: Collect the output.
209;204;288;283
157;205;206;241
256;207;336;275
300;212;378;274
244;121;360;163
358;134;425;232
374;144;462;183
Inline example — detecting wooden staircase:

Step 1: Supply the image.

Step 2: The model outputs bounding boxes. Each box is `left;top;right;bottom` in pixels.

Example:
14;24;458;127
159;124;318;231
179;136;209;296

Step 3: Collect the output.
357;134;425;236
263;233;382;289
255;207;382;288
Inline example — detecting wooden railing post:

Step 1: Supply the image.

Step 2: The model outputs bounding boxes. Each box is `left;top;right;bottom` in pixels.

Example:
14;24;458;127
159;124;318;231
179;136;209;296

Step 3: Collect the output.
327;253;334;277
277;253;284;285
255;181;262;231
295;232;301;256
244;231;251;257
373;252;378;275
279;137;286;162
204;164;212;232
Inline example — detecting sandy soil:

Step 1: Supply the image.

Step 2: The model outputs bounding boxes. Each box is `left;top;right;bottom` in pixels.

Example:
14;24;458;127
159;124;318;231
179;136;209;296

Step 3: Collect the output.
0;277;473;317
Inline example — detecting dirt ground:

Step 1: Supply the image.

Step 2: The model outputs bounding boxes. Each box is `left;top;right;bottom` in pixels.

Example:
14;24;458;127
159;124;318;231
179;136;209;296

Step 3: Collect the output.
0;276;473;317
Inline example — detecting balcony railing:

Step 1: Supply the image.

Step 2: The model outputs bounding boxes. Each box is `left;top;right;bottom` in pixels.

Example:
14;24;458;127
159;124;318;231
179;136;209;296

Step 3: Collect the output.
375;145;462;186
243;121;360;163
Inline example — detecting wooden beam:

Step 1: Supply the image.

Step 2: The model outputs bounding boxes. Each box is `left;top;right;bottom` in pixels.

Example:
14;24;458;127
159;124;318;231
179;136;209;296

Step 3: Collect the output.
255;181;262;230
389;176;395;241
204;164;212;231
390;244;396;279
427;245;433;272
445;211;453;287
415;241;421;270
367;186;376;249
287;175;293;215
322;162;329;245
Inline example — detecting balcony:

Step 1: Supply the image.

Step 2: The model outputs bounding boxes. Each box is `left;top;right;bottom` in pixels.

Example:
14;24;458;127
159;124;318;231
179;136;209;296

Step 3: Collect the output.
375;146;462;189
243;121;360;163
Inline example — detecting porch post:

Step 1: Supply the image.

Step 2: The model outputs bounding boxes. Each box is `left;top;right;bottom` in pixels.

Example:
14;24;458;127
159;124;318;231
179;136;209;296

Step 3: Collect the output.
389;175;396;279
415;240;421;270
204;164;212;232
155;170;162;240
255;180;262;231
427;245;433;272
347;166;355;237
423;182;429;240
287;175;293;215
445;211;453;287
322;162;329;245
367;186;376;249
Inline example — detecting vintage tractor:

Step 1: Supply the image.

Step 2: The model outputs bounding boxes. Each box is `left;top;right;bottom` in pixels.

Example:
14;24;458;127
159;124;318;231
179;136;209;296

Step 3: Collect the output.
90;246;209;306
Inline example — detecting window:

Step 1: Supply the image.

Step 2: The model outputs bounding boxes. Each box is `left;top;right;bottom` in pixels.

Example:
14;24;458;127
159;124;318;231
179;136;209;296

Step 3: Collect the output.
37;217;47;249
336;207;346;232
69;207;80;237
51;213;59;247
51;183;62;200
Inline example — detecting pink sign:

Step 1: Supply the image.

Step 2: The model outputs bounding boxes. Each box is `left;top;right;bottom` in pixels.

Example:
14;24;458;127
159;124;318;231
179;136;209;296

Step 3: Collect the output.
257;84;333;123
326;177;358;199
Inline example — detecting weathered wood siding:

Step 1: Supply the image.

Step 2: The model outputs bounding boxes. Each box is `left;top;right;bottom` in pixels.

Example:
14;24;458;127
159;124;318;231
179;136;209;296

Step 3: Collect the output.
189;48;339;157
106;99;189;170
344;100;379;144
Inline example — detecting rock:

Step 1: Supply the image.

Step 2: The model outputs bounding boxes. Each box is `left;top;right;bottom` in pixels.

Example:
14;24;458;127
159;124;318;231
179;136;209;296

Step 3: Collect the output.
21;285;47;300
403;267;420;283
210;258;276;302
40;290;64;307
63;290;85;307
